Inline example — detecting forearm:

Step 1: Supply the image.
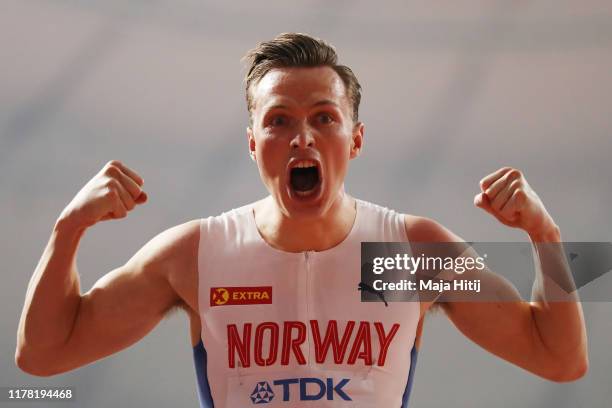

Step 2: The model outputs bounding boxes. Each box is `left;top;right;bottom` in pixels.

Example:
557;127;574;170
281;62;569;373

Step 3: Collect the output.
529;226;588;369
17;217;86;356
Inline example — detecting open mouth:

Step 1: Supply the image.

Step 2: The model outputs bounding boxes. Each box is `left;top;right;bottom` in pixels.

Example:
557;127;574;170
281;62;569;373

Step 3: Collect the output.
289;159;321;197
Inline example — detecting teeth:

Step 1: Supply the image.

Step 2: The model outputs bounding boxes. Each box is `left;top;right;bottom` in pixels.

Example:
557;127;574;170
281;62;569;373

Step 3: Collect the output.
292;160;317;169
295;188;316;196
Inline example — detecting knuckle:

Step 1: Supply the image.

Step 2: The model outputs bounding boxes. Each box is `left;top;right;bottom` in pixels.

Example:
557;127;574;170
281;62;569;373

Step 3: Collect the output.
507;169;522;179
105;178;119;189
509;179;521;189
104;164;120;177
114;201;127;215
105;185;119;199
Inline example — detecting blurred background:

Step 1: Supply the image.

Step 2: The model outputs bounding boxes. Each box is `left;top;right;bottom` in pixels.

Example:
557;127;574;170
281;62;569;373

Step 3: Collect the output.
1;0;611;407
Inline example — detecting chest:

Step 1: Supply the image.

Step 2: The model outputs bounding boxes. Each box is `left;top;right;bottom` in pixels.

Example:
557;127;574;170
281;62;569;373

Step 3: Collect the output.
200;248;419;370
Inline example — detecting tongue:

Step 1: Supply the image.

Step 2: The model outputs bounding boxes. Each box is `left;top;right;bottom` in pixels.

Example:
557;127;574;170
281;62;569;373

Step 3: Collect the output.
291;167;318;191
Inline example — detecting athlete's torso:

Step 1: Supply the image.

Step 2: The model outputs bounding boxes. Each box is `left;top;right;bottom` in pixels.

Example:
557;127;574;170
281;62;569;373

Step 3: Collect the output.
193;198;421;407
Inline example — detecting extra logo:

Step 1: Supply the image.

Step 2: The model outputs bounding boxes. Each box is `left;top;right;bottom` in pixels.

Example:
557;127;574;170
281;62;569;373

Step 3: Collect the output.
210;286;272;307
250;378;351;404
211;288;229;305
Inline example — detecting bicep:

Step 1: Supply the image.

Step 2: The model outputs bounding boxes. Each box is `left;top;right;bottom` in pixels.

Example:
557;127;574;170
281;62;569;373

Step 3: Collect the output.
405;215;550;376
439;266;546;374
52;222;197;374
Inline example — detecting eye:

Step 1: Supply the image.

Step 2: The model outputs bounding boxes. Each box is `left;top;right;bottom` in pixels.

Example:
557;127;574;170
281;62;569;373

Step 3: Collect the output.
269;115;288;127
316;112;334;125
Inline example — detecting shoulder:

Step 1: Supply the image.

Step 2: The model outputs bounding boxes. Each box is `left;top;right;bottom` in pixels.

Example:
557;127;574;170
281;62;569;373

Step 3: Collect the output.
355;197;461;241
137;219;202;314
355;198;405;222
402;214;463;243
355;199;458;243
355;198;397;213
200;199;261;230
401;215;453;317
124;219;201;291
122;220;200;299
401;215;468;315
159;200;260;281
136;219;201;268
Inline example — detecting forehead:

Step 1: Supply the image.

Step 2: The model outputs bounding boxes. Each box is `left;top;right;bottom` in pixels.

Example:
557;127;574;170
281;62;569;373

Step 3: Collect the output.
251;66;349;111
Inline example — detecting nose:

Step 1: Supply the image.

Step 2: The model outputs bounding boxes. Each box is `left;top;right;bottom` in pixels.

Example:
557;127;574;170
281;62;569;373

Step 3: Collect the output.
290;124;315;149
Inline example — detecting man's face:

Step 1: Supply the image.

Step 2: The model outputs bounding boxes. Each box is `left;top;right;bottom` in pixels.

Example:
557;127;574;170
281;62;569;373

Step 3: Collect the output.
247;66;363;219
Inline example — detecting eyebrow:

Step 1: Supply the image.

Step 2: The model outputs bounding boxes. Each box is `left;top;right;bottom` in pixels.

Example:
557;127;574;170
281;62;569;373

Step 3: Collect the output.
312;100;339;108
266;100;340;111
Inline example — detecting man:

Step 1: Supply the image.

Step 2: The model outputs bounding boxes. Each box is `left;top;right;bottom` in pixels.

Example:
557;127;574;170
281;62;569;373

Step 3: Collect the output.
16;33;588;407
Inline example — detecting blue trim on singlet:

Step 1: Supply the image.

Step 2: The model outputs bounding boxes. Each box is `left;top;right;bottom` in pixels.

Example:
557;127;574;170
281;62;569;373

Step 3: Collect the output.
400;344;419;408
193;339;215;408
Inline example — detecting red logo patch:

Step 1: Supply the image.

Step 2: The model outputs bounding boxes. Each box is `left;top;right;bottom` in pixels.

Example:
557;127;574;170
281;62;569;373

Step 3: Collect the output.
210;286;272;307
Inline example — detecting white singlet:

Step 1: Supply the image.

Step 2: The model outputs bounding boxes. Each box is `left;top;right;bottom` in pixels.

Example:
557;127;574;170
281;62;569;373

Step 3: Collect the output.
192;198;421;407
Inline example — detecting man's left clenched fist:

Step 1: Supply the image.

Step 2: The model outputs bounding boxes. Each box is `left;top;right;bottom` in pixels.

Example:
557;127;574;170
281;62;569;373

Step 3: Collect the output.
474;167;558;238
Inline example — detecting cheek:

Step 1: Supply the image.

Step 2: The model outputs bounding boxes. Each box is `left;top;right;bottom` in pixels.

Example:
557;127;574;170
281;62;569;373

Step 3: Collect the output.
324;134;352;174
257;137;287;179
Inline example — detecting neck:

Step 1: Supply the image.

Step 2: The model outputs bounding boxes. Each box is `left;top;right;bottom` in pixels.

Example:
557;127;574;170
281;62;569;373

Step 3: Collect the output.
253;190;357;253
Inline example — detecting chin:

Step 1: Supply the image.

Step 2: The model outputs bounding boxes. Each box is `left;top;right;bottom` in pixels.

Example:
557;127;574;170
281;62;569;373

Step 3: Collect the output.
278;182;331;219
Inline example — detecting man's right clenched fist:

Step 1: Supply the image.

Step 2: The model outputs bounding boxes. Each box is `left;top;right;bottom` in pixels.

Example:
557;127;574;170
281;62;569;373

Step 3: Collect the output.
58;160;147;230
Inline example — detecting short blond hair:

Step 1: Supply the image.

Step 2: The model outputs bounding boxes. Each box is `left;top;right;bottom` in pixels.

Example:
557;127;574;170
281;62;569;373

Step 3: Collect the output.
243;33;362;124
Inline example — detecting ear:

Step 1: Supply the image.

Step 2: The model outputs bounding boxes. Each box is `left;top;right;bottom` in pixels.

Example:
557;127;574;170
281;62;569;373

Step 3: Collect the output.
247;127;256;162
349;122;364;159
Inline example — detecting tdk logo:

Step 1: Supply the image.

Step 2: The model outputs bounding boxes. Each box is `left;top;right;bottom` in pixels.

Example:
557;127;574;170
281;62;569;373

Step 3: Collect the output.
251;378;351;404
251;381;275;404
